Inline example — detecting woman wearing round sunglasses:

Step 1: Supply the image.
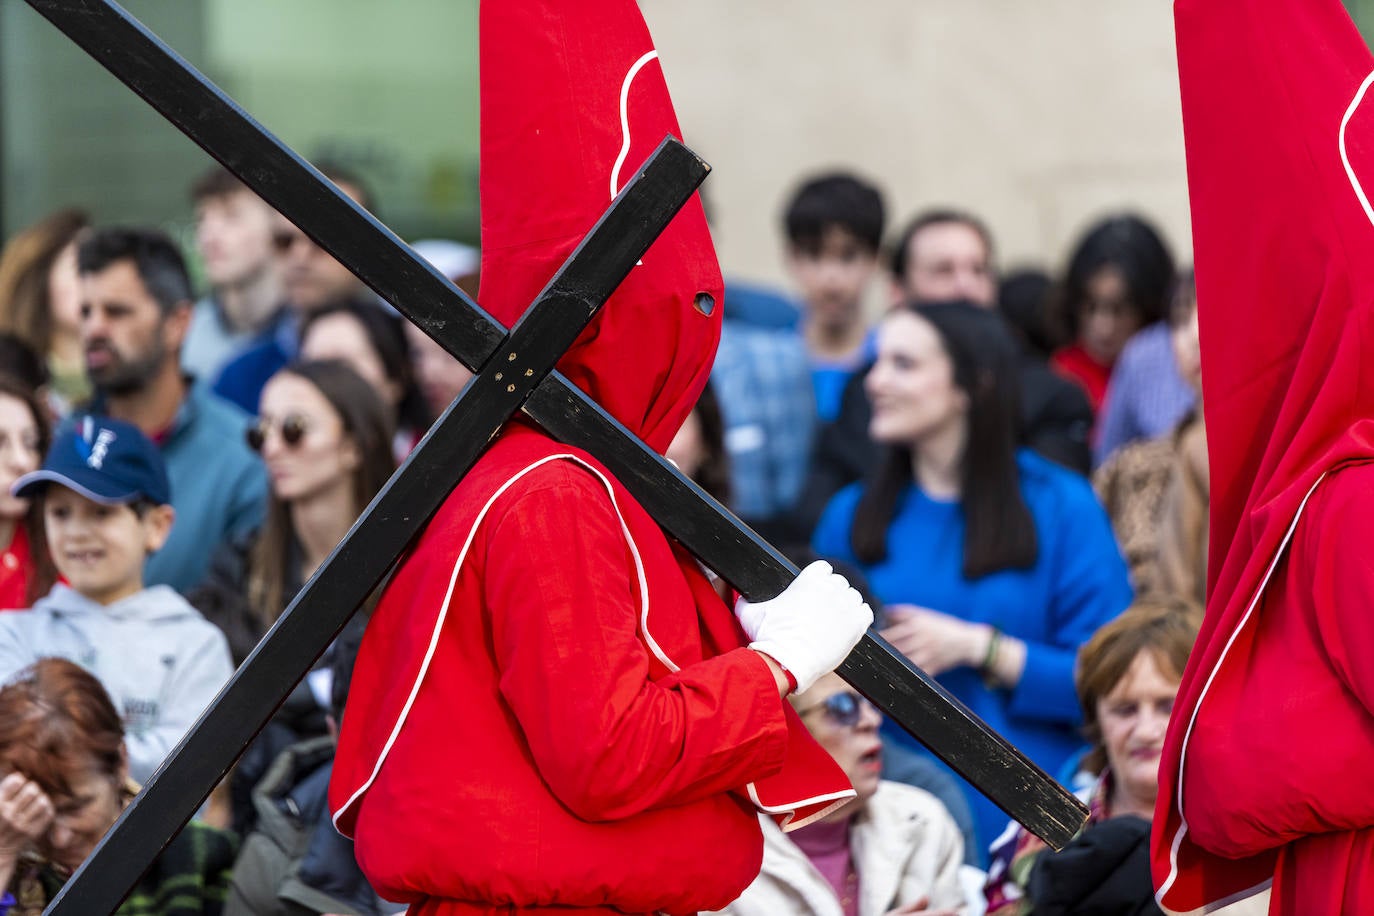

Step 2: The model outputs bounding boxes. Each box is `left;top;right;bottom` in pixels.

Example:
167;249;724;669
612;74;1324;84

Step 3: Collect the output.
812;302;1132;861
190;359;395;778
715;672;967;916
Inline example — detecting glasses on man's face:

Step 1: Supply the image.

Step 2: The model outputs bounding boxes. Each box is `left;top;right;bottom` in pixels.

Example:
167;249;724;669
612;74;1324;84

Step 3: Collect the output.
245;414;309;452
798;691;877;728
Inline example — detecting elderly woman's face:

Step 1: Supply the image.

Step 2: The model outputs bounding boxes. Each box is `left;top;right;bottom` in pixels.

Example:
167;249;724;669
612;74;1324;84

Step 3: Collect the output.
1097;650;1179;813
39;767;124;872
795;673;884;806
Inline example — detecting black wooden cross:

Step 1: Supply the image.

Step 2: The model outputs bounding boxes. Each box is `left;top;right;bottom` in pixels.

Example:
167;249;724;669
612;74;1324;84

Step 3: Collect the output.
22;1;1089;912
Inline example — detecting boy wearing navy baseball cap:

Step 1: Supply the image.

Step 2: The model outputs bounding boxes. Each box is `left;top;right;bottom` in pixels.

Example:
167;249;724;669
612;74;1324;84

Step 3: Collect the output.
0;417;232;783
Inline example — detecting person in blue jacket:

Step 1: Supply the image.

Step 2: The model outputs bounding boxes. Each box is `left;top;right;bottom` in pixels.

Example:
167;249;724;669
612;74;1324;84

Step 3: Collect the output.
812;300;1132;861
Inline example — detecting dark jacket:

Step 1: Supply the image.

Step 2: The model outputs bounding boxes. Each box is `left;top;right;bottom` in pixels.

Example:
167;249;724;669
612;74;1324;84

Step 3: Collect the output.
187;532;332;835
188;531;302;669
1027;815;1162;916
225;737;393;916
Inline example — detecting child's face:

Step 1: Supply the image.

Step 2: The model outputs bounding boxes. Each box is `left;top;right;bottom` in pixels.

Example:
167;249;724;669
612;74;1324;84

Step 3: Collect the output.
43;487;173;606
786;226;877;334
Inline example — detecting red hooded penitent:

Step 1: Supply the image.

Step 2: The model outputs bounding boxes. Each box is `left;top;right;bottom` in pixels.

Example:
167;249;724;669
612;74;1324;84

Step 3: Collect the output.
1154;0;1374;912
329;2;853;913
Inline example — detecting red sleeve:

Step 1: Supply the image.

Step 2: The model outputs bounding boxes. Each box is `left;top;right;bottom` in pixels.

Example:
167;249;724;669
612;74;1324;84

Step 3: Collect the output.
1303;465;1374;713
484;461;789;822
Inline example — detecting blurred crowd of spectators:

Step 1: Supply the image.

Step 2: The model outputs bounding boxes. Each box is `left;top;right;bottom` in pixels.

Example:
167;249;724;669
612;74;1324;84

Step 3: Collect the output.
0;160;1243;915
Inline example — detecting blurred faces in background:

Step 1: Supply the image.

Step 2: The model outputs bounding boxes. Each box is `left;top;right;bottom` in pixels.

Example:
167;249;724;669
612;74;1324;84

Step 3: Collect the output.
274;166;374;314
0;209;91;410
866;310;969;452
193;175;280;302
254;371;361;506
80;259;185;397
1170;273;1202;397
890;213;997;308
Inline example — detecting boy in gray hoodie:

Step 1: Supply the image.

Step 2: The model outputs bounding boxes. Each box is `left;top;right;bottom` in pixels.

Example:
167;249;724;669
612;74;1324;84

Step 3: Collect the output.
0;416;234;783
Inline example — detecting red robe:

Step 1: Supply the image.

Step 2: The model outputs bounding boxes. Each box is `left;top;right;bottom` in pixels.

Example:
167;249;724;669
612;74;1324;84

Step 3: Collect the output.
1152;0;1374;912
1183;465;1374;913
329;1;853;912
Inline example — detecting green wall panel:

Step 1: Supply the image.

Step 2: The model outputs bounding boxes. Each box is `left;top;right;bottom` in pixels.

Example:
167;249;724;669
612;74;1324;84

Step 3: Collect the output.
1;0;480;249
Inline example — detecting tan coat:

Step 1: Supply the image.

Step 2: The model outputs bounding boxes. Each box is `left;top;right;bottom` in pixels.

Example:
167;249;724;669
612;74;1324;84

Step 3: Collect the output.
713;781;968;916
1093;413;1208;610
1156;417;1209;608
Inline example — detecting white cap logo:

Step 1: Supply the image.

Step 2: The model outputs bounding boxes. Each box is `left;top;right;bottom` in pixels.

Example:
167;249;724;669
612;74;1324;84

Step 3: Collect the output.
77;417;117;470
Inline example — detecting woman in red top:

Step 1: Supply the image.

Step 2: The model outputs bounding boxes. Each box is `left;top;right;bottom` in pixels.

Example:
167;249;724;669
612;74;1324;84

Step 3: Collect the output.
1049;215;1175;416
0;376;51;610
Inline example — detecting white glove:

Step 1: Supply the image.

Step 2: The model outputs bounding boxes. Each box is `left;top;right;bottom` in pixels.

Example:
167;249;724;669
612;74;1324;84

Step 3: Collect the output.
735;560;874;694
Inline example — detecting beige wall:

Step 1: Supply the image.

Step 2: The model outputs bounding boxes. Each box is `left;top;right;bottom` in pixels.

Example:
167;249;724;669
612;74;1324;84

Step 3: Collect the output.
642;1;1191;294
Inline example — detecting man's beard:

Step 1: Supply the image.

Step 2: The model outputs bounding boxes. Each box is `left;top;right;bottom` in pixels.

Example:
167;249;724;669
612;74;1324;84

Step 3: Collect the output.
87;338;167;396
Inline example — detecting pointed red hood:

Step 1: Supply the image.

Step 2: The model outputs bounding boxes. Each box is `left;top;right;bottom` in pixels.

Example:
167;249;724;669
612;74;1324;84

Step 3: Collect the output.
478;0;722;454
1155;0;1374;909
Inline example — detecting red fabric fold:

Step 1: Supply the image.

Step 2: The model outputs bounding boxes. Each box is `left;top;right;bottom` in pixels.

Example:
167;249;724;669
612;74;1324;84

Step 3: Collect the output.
1154;0;1374;910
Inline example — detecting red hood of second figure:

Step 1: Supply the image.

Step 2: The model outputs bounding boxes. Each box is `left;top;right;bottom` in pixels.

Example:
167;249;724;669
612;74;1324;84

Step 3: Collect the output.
1156;0;1374;910
477;0;722;455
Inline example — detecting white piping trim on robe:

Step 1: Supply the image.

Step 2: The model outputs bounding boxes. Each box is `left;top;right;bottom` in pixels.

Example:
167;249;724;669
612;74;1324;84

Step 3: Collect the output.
746;783;856;833
1156;473;1327;911
610;50;660;200
1340;69;1374;230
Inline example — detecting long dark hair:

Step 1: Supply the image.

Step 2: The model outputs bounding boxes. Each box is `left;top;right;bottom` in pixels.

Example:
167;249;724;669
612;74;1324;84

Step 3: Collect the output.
1056;214;1175;342
851;302;1038;579
300;296;432;432
248;360;396;625
0;373;55;605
